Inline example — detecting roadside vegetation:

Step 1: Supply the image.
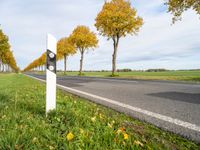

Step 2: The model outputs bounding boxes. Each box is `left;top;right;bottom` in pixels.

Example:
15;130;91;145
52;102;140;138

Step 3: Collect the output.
33;70;200;82
0;29;19;72
0;73;199;149
61;70;200;82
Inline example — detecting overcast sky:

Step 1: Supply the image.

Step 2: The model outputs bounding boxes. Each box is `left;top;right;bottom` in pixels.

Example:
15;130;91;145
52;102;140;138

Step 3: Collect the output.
0;0;200;70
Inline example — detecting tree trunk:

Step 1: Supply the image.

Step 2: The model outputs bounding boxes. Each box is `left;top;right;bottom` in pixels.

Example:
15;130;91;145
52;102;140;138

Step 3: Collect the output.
79;49;84;75
112;37;119;76
7;65;9;72
6;64;8;72
2;64;4;72
0;60;1;72
64;54;68;75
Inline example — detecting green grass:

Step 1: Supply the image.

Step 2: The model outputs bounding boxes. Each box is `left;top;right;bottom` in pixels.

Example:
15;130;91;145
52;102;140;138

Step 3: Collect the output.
0;74;199;149
56;70;200;82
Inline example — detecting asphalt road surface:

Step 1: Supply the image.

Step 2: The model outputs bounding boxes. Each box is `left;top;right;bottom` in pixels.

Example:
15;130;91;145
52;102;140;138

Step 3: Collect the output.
25;73;200;143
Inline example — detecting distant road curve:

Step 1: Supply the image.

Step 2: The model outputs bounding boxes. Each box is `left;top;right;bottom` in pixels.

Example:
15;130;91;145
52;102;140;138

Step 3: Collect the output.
25;73;200;143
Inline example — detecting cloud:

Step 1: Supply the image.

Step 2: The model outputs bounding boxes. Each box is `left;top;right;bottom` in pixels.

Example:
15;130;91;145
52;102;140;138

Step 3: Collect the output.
0;0;199;70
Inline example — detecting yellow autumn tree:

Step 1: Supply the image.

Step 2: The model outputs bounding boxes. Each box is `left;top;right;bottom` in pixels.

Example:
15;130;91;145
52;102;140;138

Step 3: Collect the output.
41;52;46;69
0;28;10;72
57;36;76;74
95;0;143;76
23;52;45;72
70;25;98;75
9;51;19;72
0;28;19;72
37;53;46;71
4;50;12;71
166;0;200;23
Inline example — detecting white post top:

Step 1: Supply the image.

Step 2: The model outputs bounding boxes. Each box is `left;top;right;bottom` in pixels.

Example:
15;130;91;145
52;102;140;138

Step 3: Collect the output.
47;34;57;53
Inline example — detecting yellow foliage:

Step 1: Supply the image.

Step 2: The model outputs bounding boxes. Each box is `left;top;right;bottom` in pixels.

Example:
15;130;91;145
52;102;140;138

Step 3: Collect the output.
57;36;76;60
95;0;143;38
167;0;200;23
70;25;98;52
0;28;19;72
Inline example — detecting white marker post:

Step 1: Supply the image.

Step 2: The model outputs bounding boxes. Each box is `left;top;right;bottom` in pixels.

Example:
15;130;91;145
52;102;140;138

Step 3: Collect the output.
46;34;57;115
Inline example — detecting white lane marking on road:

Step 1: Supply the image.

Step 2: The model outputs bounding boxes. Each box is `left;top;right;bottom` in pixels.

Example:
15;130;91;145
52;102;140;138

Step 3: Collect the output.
24;74;200;133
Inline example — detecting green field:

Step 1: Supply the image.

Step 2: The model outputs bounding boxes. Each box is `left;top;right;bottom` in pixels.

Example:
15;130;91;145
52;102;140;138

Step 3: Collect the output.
0;74;199;149
57;70;200;82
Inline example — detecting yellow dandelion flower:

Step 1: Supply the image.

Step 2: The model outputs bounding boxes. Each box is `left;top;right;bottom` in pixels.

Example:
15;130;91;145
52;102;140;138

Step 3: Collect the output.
66;132;74;141
123;133;129;140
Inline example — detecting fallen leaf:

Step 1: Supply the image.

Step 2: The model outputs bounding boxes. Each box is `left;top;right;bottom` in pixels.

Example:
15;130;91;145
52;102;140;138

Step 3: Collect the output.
80;128;84;134
91;116;96;122
134;140;144;147
108;123;113;128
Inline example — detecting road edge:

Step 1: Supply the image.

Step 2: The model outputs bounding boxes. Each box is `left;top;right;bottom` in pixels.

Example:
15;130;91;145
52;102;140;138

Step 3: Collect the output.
24;73;200;143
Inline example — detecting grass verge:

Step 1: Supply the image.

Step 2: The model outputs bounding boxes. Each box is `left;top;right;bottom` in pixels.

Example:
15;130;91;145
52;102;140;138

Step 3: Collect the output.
0;74;199;149
56;70;200;82
33;70;200;82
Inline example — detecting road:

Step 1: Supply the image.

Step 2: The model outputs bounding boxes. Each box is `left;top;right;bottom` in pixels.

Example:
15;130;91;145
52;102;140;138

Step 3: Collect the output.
25;73;200;143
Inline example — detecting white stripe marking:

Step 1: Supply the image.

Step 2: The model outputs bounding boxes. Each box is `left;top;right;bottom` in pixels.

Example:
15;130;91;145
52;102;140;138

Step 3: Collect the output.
24;74;200;133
